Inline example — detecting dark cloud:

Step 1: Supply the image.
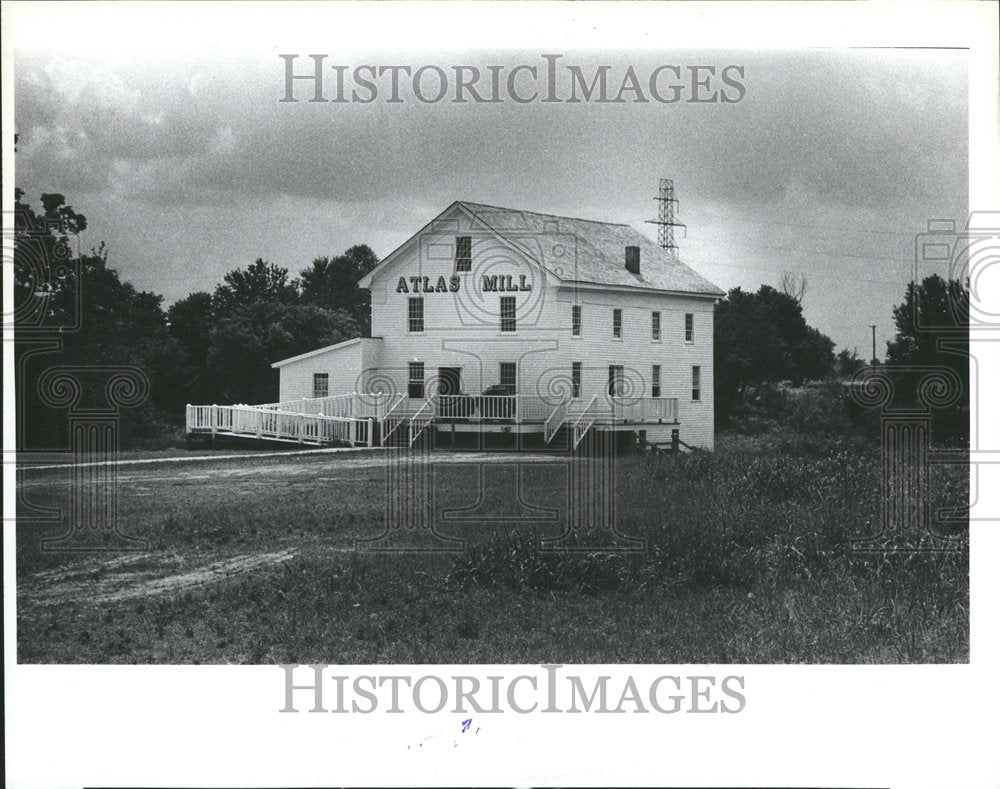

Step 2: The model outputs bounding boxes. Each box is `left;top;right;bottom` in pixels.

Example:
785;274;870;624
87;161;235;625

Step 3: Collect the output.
13;47;968;355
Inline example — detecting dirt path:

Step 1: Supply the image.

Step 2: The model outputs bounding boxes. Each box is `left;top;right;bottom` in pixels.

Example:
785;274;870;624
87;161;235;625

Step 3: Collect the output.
16;449;564;609
19;446;382;472
20;549;301;607
18;450;561;488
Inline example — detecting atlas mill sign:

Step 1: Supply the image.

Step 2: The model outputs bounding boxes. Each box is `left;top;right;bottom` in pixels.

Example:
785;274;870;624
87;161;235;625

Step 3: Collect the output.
394;275;534;293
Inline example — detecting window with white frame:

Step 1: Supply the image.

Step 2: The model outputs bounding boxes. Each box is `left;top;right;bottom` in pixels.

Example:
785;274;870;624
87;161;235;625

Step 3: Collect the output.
499;362;517;391
571;362;582;398
313;373;329;399
692;365;701;401
651;365;661;398
408;297;424;333
408;362;425;399
612;308;622;339
572;304;582;337
652;311;661;341
685;313;694;343
500;296;516;332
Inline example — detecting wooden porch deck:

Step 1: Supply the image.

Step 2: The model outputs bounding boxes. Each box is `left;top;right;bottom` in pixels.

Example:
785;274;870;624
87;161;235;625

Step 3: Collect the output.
186;392;680;448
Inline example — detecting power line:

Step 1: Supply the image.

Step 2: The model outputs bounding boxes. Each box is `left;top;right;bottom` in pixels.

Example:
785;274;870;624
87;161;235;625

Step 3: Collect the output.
682;256;908;286
692;210;916;238
684;233;913;265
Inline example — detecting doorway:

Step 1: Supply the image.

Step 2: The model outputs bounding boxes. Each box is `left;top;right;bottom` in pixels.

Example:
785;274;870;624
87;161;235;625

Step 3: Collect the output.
608;365;624;396
437;367;462;397
436;366;467;419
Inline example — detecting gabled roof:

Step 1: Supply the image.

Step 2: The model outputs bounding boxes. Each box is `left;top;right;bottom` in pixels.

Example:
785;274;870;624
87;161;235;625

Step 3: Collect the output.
270;337;382;368
460;202;723;296
358;200;723;297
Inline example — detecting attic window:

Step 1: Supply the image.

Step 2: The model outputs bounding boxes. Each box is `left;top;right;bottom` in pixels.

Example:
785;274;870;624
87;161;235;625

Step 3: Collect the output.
625;246;640;275
456;236;472;272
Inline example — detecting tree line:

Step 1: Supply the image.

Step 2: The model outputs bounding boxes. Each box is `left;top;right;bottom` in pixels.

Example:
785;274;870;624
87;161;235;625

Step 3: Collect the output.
714;274;969;442
13;190;969;448
13;190;376;448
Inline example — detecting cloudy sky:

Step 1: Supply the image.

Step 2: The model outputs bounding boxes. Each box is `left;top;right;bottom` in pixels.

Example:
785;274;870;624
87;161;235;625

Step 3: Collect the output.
13;19;968;357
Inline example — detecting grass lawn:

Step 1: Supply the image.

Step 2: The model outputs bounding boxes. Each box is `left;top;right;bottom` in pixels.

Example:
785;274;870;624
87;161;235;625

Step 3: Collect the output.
16;433;968;664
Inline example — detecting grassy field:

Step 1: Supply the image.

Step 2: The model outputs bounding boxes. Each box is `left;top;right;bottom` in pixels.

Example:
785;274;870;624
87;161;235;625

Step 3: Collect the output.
16;433;968;664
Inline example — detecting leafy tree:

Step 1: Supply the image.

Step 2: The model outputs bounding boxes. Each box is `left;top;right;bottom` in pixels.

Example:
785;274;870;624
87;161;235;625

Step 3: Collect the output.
299;244;379;335
167;292;214;361
13;188;86;322
714;284;835;422
212;258;300;316
40;192;88;235
886;274;968;367
836;348;865;379
167;291;216;406
885;274;968;443
205;303;360;404
14;190;182;448
795;325;836;385
14;189;384;446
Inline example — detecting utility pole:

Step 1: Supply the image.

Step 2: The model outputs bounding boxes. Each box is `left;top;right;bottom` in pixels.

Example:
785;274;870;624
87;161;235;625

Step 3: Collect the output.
646;178;686;254
870;324;877;365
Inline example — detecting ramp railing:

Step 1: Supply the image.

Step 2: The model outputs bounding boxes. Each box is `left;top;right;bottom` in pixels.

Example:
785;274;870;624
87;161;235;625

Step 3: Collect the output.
380;394;411;446
571;396;599;449
544;398;569;443
185;403;373;447
256;392;395;419
409;399;433;446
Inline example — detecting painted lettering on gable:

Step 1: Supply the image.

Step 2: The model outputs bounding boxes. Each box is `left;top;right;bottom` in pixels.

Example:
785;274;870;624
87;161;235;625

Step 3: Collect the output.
395;273;524;294
481;274;532;292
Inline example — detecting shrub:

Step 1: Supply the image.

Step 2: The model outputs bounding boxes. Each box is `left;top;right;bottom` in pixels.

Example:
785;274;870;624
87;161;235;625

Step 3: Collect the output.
787;383;853;436
445;531;640;594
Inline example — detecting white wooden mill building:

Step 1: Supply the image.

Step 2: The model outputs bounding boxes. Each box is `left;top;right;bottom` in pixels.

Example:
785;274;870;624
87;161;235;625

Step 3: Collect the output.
187;201;723;450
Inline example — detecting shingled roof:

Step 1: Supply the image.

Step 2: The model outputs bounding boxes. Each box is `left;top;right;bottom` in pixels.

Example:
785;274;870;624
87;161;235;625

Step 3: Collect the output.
458;201;724;297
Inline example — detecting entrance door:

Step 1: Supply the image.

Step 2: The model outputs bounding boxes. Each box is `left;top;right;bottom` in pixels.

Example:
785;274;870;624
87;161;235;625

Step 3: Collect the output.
436;367;465;418
437;367;462;397
608;365;624;396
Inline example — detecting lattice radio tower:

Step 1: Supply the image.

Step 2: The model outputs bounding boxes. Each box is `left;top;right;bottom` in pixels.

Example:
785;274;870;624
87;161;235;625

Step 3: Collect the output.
646;178;686;254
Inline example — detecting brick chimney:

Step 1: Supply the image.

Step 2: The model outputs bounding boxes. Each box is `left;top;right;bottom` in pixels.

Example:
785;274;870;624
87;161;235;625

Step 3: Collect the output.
625;245;640;275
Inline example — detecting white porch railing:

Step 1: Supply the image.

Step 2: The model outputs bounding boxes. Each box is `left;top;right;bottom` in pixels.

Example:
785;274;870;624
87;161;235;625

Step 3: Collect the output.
432;394;553;424
475;395;518;422
517;395;551;423
544;398;569;443
608;396;678;423
187;392;680;447
572;396;599;448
